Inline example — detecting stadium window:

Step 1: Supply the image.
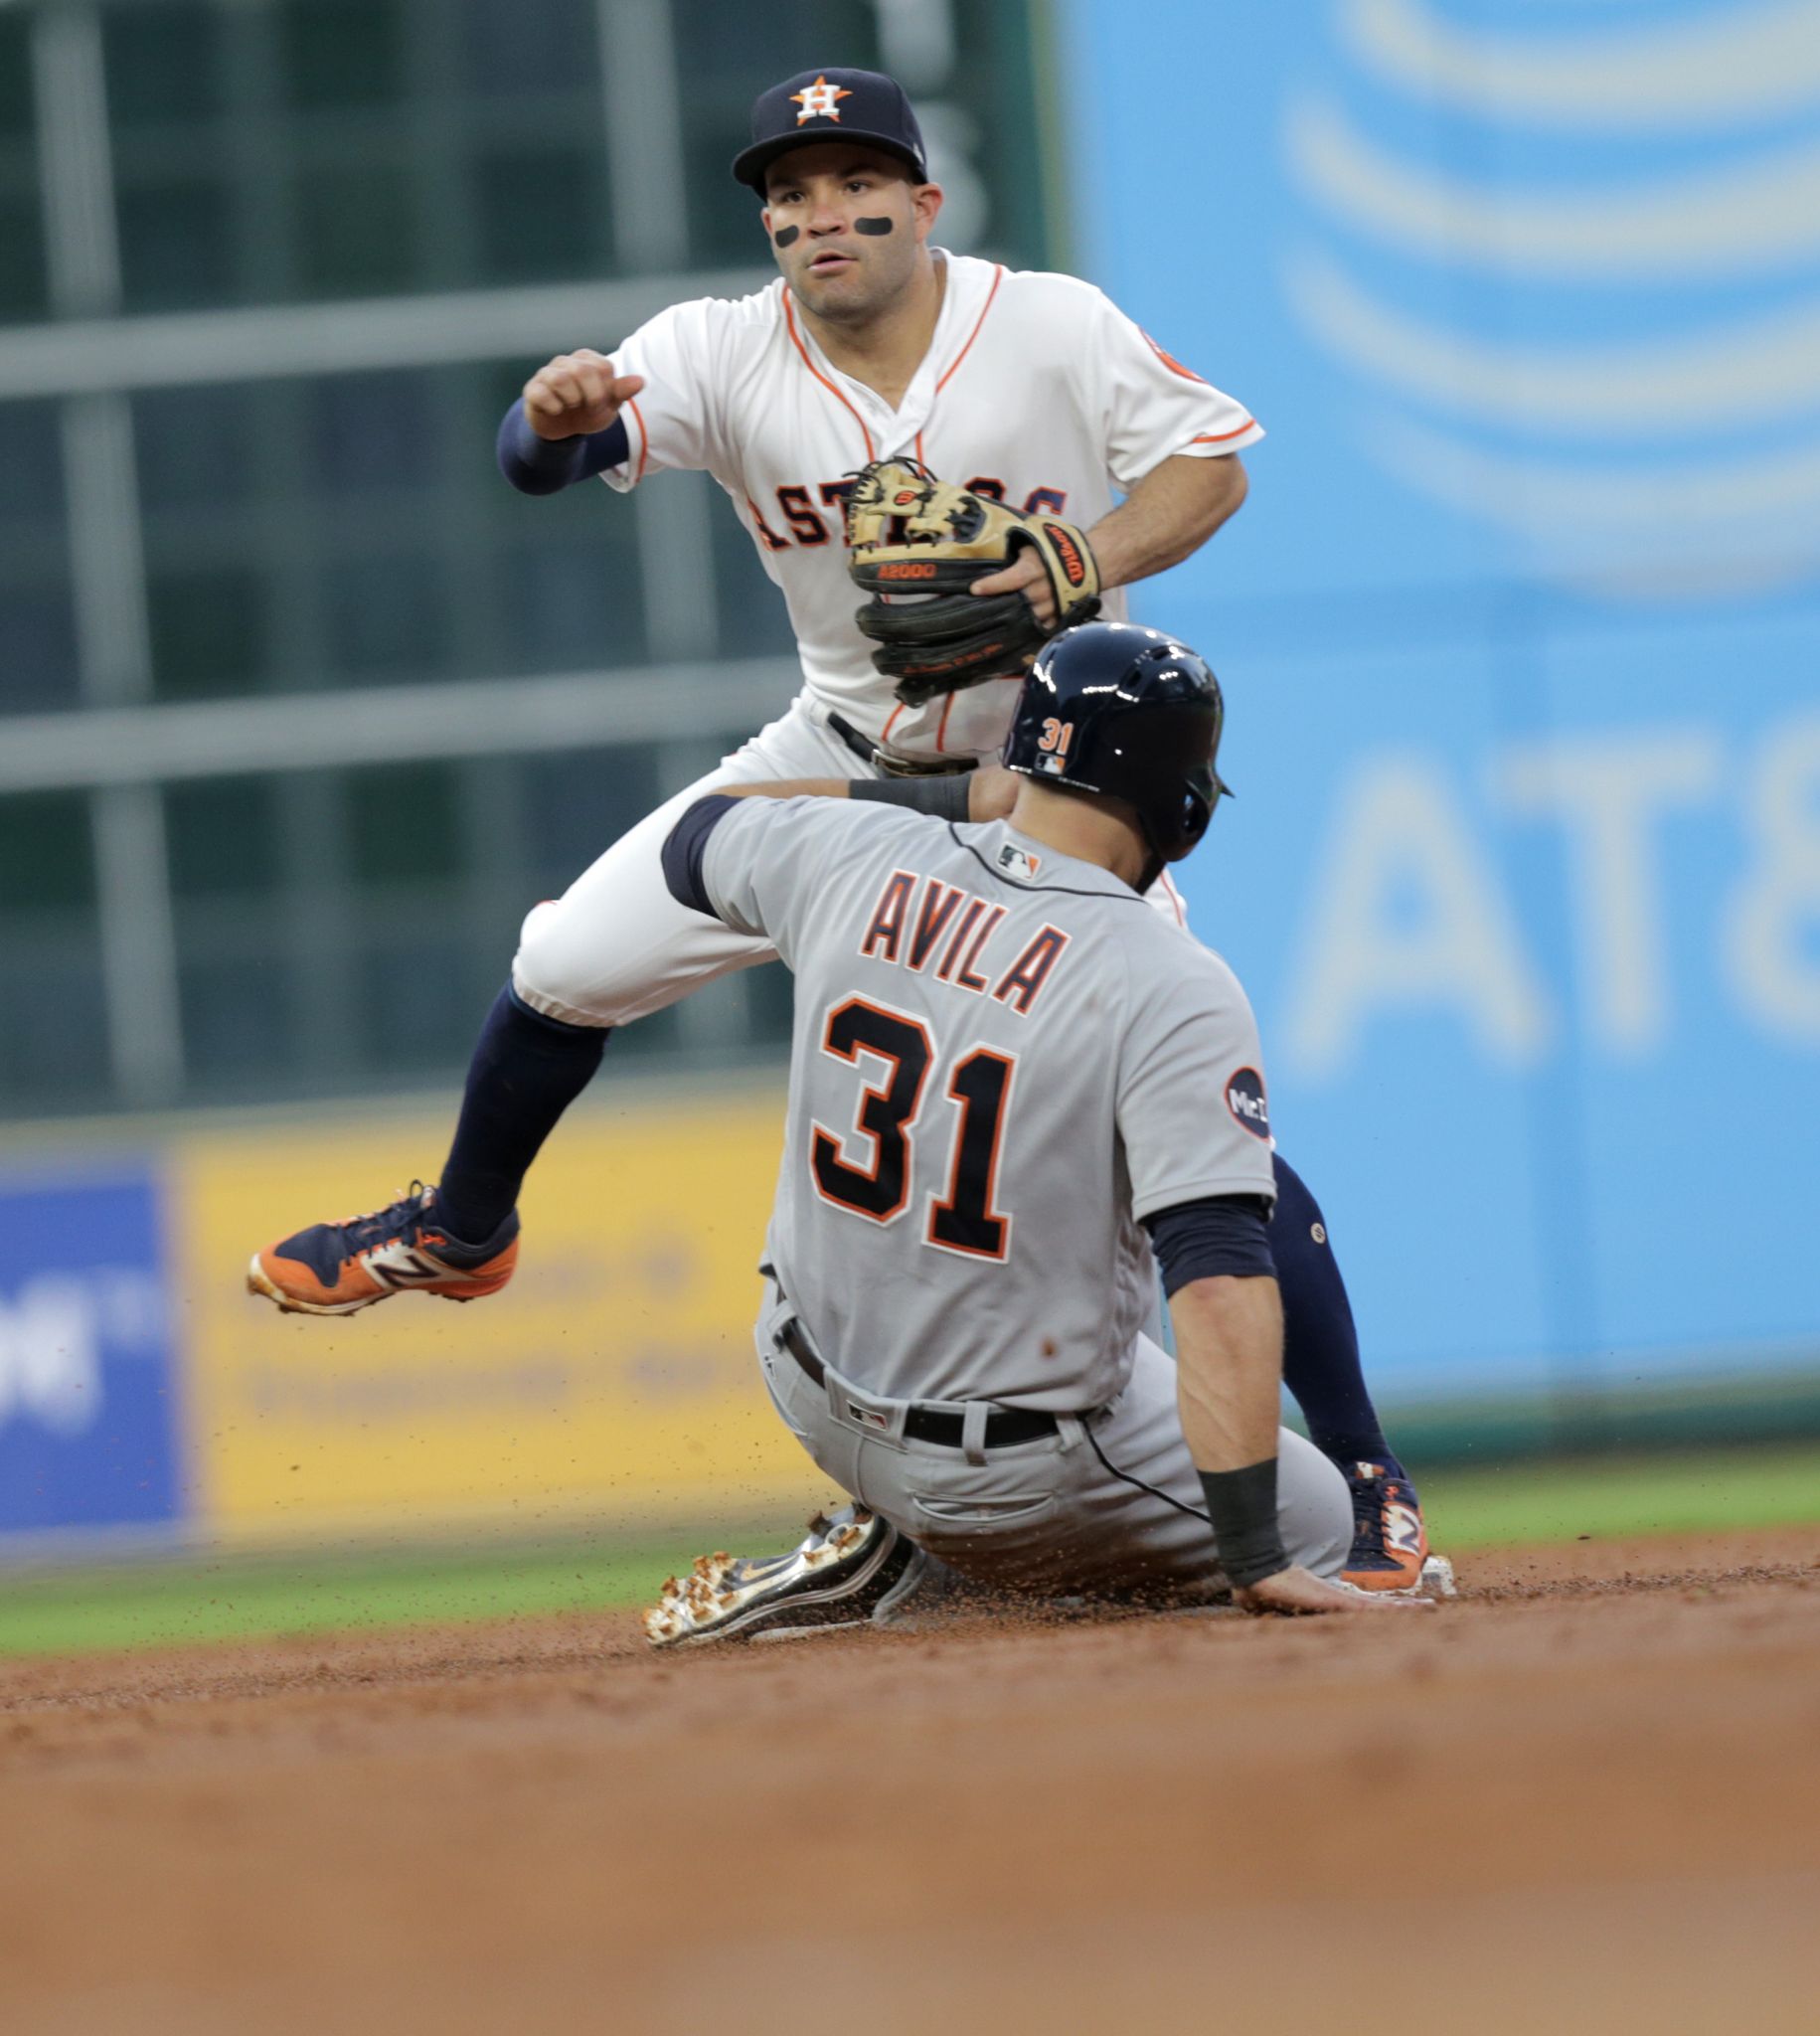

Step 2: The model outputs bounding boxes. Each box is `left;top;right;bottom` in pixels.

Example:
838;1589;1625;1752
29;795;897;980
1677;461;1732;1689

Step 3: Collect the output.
0;13;33;140
116;176;238;311
101;3;228;128
345;764;465;887
305;371;441;499
134;386;257;513
277;0;408;113
0;7;48;319
320;550;451;683
343;762;479;1073
0;940;111;1105
294;159;421;298
458;0;595;99
147;564;272;700
0;190;48;324
0;585;82;715
354;936;481;1074
519;746;660;901
178;952;297;1086
0;798;108;1103
491;532;646;676
467;142;610;284
0;401;65;525
165;778;283;903
713;511;797;659
168;776;293;1087
0;793;94;915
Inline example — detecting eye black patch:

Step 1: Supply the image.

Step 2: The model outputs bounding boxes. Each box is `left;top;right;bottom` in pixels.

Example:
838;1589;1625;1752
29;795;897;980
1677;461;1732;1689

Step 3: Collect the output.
772;225;801;248
854;216;895;236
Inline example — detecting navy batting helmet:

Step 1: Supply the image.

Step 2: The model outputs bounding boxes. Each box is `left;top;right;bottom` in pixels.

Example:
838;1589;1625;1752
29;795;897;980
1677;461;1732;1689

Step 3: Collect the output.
1002;622;1230;863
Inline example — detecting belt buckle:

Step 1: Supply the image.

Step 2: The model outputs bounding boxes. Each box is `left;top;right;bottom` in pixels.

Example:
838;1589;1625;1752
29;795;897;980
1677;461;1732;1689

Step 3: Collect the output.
825;708;975;780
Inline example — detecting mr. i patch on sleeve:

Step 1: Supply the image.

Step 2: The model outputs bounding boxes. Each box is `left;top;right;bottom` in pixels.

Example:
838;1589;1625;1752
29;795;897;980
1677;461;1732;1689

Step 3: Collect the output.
1226;1067;1270;1140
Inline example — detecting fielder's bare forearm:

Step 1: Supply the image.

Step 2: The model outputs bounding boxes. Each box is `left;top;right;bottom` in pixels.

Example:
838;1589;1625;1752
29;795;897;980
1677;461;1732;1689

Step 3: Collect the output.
1171;1272;1283;1473
724;778;853;800
1086;452;1247;593
724;769;1017;822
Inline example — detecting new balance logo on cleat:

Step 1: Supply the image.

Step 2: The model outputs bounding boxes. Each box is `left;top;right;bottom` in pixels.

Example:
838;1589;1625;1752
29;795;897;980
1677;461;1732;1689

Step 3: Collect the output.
1383;1497;1424;1560
367;1247;462;1289
1342;1460;1437;1594
247;1182;521;1317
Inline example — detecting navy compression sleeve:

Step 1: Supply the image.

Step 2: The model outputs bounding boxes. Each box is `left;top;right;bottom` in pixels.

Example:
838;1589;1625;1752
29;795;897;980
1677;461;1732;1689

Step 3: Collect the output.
496;398;631;496
1142;1194;1275;1293
661;793;743;917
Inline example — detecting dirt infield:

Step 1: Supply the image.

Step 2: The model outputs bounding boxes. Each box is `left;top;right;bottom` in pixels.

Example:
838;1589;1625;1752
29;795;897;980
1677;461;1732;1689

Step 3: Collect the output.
1;1527;1814;2036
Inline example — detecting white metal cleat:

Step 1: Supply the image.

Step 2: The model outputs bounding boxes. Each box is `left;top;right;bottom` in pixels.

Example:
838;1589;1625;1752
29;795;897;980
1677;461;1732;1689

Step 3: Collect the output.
1416;1553;1458;1600
643;1505;925;1649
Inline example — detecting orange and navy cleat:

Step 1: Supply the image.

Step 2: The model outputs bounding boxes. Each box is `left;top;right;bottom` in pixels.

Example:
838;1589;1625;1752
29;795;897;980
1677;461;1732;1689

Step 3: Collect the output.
1341;1460;1432;1593
247;1182;519;1316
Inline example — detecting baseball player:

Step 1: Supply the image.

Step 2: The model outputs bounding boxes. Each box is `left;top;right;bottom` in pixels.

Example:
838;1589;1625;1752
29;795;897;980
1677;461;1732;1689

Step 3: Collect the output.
646;623;1433;1642
247;67;1430;1589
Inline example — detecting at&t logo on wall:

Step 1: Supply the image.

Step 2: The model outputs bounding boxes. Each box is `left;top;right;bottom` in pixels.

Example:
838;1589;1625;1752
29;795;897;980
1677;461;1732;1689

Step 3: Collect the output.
1285;0;1820;598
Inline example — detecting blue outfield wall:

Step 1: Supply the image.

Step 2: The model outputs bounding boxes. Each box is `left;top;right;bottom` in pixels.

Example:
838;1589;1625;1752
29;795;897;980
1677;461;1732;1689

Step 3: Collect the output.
1058;0;1820;1402
0;1167;185;1538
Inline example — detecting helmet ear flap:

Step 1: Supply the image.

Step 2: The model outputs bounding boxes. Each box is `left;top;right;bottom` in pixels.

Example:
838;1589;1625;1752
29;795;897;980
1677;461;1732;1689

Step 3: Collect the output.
1182;790;1208;849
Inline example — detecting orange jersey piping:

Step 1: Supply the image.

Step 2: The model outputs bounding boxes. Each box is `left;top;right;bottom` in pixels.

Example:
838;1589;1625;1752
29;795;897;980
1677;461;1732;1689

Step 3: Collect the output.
625;396;652;481
783;292;876;460
935;264;1005;394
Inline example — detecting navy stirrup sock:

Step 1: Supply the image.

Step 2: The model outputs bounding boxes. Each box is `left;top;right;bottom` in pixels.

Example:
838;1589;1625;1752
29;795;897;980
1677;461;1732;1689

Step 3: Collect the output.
435;984;607;1244
1271;1153;1401;1477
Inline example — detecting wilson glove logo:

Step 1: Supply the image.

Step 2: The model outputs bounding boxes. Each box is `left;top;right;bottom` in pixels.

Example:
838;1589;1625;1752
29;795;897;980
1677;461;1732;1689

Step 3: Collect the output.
1042;524;1089;587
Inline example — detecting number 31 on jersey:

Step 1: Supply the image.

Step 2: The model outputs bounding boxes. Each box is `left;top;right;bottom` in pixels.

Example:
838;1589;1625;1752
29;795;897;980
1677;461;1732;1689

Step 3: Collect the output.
809;996;1016;1263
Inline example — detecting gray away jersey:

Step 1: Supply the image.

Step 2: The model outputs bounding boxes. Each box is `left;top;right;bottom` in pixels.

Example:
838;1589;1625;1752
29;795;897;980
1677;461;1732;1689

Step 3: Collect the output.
700;799;1276;1412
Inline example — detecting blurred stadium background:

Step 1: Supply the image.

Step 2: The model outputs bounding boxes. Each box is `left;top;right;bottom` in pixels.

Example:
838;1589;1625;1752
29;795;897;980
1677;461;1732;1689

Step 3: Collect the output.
0;0;1814;1636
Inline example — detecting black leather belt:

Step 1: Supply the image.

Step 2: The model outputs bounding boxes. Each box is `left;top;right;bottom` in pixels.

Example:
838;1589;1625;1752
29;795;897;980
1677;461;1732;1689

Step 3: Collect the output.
777;1316;1060;1449
826;710;977;779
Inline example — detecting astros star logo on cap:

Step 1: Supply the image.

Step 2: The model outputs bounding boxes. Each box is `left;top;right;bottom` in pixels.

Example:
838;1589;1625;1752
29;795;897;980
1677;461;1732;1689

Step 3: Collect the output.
790;75;852;125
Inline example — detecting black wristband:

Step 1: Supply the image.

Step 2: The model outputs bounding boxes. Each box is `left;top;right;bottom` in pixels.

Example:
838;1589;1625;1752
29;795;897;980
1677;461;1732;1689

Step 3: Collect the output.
850;774;972;821
1198;1459;1289;1590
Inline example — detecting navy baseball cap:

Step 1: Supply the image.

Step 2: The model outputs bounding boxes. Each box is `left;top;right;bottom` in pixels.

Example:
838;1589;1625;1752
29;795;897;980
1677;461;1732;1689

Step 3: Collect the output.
732;68;927;193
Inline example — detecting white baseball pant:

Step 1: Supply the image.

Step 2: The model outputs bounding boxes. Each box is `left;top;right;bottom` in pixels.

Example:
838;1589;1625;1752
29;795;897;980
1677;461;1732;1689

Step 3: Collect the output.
510;694;1190;1028
753;1276;1353;1600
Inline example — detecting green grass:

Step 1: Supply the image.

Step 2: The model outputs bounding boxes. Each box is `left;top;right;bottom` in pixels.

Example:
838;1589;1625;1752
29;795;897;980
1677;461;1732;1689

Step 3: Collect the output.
0;1526;760;1662
0;1447;1814;1661
1417;1444;1820;1550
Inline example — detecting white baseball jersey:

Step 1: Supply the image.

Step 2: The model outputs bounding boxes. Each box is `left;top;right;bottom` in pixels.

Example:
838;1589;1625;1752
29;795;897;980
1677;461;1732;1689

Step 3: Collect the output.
692;796;1276;1413
602;252;1262;764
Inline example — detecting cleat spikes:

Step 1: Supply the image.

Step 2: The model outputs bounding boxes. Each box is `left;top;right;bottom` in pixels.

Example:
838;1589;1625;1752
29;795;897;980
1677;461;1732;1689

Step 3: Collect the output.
641;1504;919;1649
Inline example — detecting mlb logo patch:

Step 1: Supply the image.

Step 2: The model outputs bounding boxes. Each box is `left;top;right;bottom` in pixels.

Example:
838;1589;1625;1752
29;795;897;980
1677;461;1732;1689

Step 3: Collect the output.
846;1401;893;1432
995;842;1042;881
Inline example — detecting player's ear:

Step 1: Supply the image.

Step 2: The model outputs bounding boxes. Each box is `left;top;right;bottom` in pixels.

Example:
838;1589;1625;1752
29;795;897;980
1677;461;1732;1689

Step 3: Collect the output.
912;181;943;242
